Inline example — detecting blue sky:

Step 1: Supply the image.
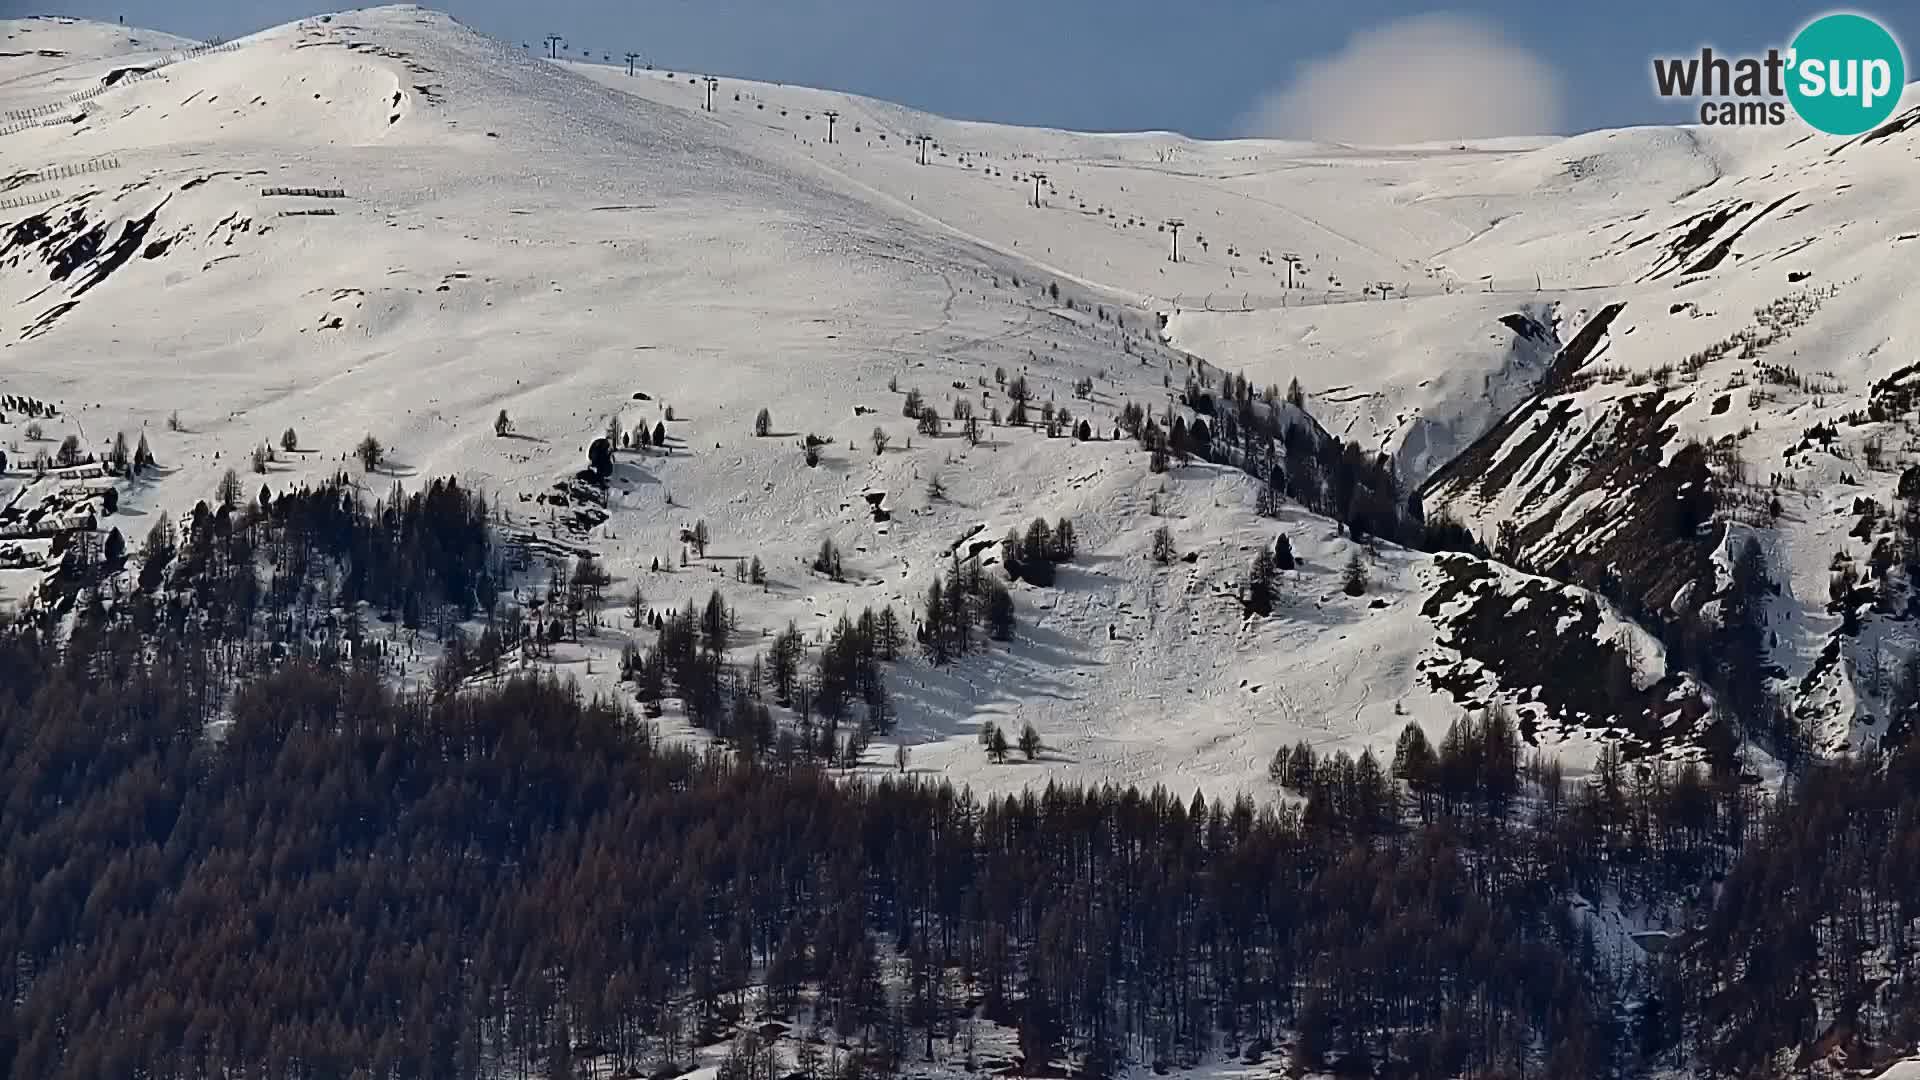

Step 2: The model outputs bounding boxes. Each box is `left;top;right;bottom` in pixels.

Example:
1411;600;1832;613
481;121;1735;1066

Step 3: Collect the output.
29;1;1918;138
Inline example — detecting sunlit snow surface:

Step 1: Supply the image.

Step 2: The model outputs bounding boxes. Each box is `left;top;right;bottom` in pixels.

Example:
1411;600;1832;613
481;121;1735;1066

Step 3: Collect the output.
5;7;1920;794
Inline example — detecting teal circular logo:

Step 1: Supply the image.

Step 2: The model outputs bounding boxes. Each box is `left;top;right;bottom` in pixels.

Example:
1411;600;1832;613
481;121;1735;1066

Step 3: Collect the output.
1787;13;1906;135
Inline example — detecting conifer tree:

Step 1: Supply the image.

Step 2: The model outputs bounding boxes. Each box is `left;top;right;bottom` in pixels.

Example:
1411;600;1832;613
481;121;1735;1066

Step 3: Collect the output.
1342;551;1368;596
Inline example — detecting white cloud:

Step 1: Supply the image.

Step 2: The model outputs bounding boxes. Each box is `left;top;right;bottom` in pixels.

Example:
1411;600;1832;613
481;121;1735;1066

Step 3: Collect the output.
1236;13;1566;145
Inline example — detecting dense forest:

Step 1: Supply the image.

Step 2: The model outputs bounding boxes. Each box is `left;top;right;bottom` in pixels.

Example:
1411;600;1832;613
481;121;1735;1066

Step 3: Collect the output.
4;594;1920;1078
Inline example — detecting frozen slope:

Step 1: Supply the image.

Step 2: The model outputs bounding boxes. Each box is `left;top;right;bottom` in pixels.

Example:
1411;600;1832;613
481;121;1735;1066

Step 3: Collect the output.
574;56;1920;753
1;16;199;95
0;8;1516;800
575;61;1920;488
3;7;1914;795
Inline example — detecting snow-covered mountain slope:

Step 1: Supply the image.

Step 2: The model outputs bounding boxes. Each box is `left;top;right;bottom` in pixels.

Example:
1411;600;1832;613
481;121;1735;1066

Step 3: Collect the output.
1416;100;1920;753
578;58;1920;498
2;6;1915;794
1168;293;1569;484
1;16;199;90
0;7;1493;800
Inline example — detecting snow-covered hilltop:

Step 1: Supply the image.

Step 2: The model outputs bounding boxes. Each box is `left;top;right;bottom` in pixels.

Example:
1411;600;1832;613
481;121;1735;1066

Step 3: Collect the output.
4;6;1919;796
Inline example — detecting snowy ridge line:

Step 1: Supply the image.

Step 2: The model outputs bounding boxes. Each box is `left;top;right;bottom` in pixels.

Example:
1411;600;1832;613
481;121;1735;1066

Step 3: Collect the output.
0;187;61;213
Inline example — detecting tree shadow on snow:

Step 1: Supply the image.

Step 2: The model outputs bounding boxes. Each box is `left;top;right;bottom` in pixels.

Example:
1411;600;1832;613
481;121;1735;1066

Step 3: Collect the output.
368;461;419;480
882;618;1100;749
610;459;660;489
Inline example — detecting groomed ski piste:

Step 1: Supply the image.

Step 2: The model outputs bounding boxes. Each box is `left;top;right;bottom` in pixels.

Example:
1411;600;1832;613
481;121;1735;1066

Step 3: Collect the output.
4;6;1920;801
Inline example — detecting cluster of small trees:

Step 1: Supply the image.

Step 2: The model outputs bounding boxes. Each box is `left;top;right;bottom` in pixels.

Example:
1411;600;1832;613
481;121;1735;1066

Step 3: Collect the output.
622;597;903;766
10;427;107;476
1037;401;1074;440
633;420;668;449
1270;741;1396;836
576;415;674;471
118;472;498;656
1393;709;1523;813
47;524;126;587
95;430;154;478
0;394;55;419
1117;400;1205;475
1272;711;1525;828
977;719;1043;763
922;558;1014;663
1002;517;1075;586
525;553;613;644
808;607;902;737
625;589;745;730
1118;366;1428;548
731;554;768;586
875;371;1092;453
